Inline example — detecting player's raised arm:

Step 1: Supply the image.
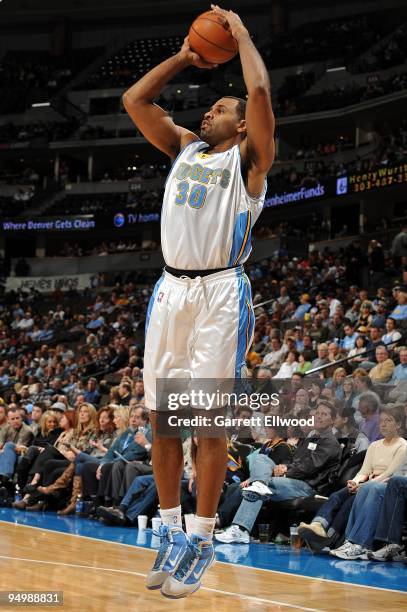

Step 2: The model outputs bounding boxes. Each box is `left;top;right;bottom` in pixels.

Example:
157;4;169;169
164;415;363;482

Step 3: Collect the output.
212;5;275;192
123;38;215;159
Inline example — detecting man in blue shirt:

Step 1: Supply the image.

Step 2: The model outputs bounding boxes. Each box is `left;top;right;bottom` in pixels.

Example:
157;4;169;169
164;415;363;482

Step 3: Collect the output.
292;294;311;321
340;324;358;351
390;292;407;321
390;348;407;383
83;378;101;405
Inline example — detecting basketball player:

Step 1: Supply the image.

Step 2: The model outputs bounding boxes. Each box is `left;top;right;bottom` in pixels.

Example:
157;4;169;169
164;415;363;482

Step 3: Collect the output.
123;5;275;599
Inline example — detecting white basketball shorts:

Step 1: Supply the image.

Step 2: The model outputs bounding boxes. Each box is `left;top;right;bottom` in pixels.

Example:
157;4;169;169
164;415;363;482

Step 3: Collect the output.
144;266;255;411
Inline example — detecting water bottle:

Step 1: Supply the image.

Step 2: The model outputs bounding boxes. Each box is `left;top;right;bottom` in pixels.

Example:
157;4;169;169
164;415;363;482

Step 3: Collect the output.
75;494;83;515
14;485;22;503
138;426;147;434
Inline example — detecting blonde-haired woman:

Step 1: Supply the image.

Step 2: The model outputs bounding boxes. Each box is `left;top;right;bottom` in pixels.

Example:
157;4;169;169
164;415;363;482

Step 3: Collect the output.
15;410;62;491
113;405;130;433
53;404;118;516
331;367;347;401
33;403;98;503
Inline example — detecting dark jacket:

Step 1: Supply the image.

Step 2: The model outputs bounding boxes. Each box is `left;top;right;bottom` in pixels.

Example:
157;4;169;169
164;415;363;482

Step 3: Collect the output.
32;427;63;448
100;427;151;465
286;431;342;492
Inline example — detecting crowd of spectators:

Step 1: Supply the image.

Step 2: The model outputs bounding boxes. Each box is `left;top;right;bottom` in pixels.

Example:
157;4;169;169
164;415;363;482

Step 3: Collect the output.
55;239;158;258
0;243;406;559
41;188;163;218
352;23;407;73
278;70;407;117
258;11;398;69
0;48;101;114
0;120;79;144
270;121;407;193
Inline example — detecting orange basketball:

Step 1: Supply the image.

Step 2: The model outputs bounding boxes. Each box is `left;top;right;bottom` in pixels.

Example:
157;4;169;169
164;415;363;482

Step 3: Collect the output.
189;10;238;65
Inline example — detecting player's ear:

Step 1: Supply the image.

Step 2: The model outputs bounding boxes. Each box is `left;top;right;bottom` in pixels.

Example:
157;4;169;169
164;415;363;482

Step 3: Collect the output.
237;119;246;135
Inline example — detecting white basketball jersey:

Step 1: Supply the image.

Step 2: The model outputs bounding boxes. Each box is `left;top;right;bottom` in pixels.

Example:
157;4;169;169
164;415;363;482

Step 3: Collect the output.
161;140;266;269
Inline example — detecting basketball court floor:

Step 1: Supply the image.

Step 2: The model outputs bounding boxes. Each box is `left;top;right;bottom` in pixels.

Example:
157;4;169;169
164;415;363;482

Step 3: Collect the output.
0;508;406;611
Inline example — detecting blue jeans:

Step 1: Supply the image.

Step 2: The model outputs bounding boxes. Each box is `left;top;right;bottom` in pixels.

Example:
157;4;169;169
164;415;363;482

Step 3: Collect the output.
345;480;387;548
0;442;18;478
121;474;158;524
375;475;407;545
248;453;276;483
233;455;314;534
74;452;101;476
315;487;355;536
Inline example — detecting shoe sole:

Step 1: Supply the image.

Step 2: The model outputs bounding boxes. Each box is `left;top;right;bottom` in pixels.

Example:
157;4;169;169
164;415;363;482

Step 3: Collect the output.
298;527;329;553
146;570;169;590
160;582;201;599
97;508;125;526
331;552;362;560
160;556;215;599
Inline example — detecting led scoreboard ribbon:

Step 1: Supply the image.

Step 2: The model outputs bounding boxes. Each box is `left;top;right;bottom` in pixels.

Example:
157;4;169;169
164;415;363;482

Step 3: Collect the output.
336;162;407;196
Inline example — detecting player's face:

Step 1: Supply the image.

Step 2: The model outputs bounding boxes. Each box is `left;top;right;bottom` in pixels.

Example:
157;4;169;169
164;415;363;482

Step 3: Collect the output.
200;98;244;144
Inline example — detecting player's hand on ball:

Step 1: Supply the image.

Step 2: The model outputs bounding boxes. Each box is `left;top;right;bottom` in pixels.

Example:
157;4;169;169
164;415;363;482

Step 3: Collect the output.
210;4;248;41
179;36;217;69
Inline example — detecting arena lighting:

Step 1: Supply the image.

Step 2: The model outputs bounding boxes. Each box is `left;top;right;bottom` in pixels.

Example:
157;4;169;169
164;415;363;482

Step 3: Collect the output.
326;66;346;72
31;102;51;108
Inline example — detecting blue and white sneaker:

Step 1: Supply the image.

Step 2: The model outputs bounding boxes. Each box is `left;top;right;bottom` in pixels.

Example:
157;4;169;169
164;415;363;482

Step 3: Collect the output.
161;534;215;599
146;525;188;590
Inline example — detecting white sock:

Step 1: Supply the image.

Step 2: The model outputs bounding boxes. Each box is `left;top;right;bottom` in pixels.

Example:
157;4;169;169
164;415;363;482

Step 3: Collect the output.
160;505;182;528
194;515;216;541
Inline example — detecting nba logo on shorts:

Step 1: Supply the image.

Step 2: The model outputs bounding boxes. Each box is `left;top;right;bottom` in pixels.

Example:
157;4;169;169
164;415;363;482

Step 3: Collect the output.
336;177;348;196
157;291;164;302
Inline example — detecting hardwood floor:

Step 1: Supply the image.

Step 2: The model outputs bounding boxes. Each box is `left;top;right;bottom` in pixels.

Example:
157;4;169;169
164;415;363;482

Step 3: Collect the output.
0;523;405;612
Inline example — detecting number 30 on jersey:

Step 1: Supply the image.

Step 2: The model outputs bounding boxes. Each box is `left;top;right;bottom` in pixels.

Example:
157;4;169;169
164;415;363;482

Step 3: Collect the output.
175;181;207;209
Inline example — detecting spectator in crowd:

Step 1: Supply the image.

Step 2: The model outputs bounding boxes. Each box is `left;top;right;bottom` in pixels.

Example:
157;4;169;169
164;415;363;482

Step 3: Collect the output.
0;407;34;480
368;473;407;562
262;337;286;368
334;406;369;453
274;351;299;379
215;403;341;543
15;410;62;491
368;346;395;383
390;347;407;383
311;343;329;370
358;391;382;442
390;291;407;321
381;317;402;348
298;405;406;555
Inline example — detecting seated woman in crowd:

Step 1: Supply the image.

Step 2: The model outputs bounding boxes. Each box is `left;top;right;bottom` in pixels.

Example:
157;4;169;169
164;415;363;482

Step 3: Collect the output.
334;405;369;454
13;409;77;508
348;335;368;366
16;410;62;490
37;405;117;515
298;405;406;556
273;351;299;379
14;403;97;511
80;405;149;513
328;367;348;400
338;377;356;410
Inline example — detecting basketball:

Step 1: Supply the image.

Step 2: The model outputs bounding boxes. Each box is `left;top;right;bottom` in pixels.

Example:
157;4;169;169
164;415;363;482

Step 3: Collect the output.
189;10;238;64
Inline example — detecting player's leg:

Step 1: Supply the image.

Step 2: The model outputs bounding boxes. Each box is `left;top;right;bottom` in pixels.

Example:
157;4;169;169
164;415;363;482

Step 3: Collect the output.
162;267;252;598
144;273;193;590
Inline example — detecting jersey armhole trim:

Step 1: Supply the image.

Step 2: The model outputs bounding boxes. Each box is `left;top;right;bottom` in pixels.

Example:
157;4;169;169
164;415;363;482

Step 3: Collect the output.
236;144;267;202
